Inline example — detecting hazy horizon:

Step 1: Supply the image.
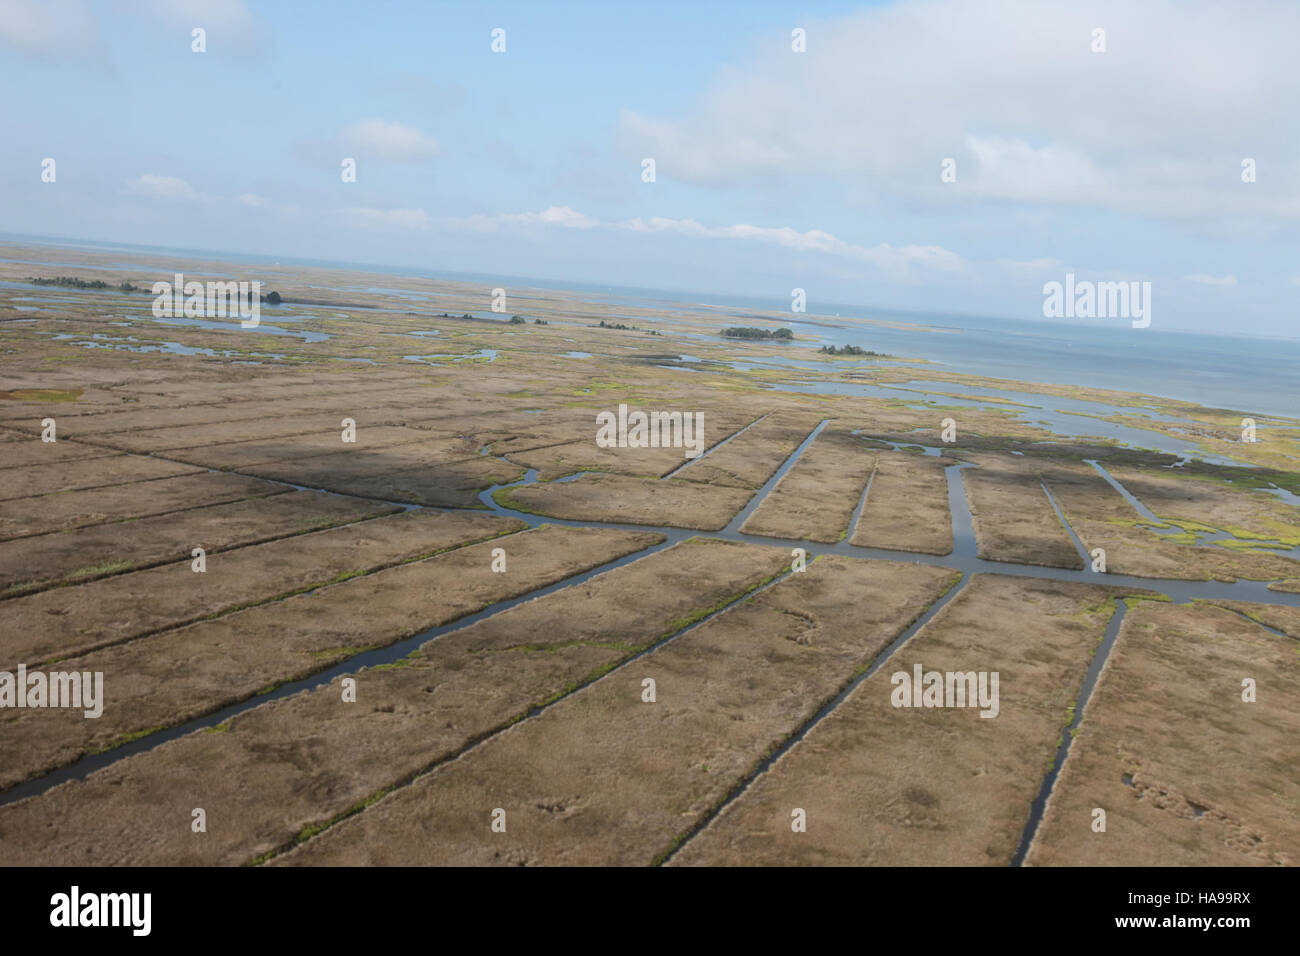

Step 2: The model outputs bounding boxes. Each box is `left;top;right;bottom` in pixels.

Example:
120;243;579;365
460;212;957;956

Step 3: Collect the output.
8;229;1300;348
4;0;1299;336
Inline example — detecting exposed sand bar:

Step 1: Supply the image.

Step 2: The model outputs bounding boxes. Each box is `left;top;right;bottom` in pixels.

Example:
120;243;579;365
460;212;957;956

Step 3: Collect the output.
0;525;661;791
0;471;287;540
672;412;823;489
963;453;1083;568
0;539;788;864
0;490;396;597
276;556;960;865
741;427;876;543
672;575;1121;866
500;473;752;530
1;509;523;668
1026;601;1299;866
850;452;953;555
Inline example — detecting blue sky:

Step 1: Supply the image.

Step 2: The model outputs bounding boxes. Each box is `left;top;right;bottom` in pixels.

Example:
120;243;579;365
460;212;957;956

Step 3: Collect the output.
3;0;1299;335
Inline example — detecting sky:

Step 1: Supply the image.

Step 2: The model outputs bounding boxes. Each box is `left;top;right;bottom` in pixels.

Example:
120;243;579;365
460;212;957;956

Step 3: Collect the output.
2;0;1299;335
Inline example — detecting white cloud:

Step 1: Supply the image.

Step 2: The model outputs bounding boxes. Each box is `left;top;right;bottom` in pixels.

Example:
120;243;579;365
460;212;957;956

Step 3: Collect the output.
451;206;600;232
1183;273;1238;286
438;205;964;280
340;118;439;163
131;0;262;59
134;0;254;30
0;0;260;64
618;0;1300;228
962;136;1107;206
998;257;1065;273
238;193;267;207
124;174;205;201
0;0;102;59
624;215;966;279
343;207;432;230
522;206;600;228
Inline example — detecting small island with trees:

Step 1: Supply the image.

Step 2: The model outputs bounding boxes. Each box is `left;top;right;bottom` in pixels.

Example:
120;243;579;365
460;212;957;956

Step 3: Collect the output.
29;276;139;293
722;326;794;340
594;319;661;335
818;344;889;357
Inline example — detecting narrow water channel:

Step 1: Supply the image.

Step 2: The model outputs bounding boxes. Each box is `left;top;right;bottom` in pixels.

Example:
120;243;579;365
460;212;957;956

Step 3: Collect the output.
8;423;1296;852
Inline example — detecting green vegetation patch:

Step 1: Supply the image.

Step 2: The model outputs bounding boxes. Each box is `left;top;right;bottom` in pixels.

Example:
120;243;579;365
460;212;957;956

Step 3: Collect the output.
28;276;140;292
68;559;135;581
0;388;84;402
722;326;793;340
818;344;888;357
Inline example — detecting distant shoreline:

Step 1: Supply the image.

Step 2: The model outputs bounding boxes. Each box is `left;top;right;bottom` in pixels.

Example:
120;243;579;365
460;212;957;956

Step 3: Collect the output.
4;231;1297;346
2;235;1298;419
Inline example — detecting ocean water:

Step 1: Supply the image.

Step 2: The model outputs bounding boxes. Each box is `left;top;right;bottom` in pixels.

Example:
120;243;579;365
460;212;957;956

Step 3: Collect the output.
4;234;1297;419
572;286;1300;419
781;309;1300;420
